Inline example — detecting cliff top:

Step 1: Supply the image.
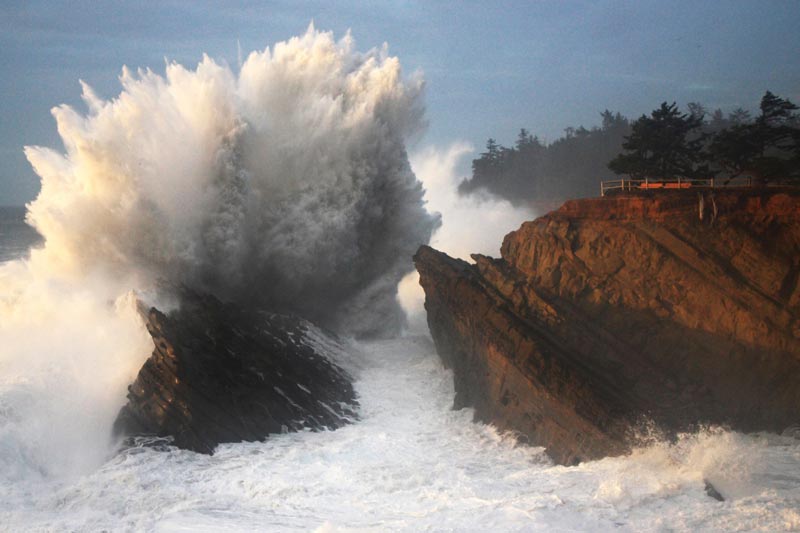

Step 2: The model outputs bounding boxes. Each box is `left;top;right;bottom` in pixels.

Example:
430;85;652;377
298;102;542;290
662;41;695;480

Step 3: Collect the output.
549;188;800;223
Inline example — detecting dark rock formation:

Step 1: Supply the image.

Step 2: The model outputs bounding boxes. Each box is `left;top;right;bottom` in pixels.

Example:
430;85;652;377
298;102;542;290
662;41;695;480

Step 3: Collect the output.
114;290;358;453
704;480;725;502
415;189;800;465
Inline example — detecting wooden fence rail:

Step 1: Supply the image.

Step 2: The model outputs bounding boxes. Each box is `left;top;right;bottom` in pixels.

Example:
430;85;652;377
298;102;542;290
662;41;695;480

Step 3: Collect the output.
600;176;756;197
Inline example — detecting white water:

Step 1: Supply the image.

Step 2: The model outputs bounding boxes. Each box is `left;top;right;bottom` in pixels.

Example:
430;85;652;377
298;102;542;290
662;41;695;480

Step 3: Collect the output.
20;25;437;338
2;26;799;531
2;335;799;532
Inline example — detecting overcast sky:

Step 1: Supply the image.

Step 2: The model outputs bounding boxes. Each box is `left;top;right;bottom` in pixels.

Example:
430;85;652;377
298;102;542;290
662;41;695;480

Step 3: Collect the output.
1;0;799;205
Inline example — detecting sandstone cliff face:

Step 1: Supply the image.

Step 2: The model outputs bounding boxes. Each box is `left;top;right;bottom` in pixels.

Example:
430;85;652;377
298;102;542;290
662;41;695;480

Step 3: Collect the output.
114;290;357;453
415;190;800;465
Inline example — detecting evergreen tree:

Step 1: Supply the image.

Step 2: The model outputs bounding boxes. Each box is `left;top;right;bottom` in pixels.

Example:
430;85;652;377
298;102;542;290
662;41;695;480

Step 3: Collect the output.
608;102;707;180
728;107;752;125
709;91;799;184
482;138;501;162
707;109;729;132
460;111;631;202
687;102;707;121
516;128;534;149
600;110;629;132
472;139;498;177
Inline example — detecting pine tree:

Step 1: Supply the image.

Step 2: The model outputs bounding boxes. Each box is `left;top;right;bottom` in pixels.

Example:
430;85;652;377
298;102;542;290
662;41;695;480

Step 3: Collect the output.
709;91;799;184
516;128;534;149
608;102;707;180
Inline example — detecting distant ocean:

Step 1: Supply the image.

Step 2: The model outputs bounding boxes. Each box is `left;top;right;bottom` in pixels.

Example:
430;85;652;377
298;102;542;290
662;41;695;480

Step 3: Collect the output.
0;206;42;263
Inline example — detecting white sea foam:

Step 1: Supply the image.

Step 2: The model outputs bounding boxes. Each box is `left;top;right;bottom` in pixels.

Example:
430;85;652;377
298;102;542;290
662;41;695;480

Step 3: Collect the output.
1;337;798;532
0;261;152;481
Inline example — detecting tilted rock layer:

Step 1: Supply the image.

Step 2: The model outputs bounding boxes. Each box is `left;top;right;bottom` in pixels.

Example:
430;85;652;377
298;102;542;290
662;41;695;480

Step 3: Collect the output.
415;189;800;465
114;290;357;453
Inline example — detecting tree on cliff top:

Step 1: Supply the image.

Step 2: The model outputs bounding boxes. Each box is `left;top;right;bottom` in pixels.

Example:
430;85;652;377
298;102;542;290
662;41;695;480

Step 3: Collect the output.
459;113;630;202
709;91;800;184
608;102;707;180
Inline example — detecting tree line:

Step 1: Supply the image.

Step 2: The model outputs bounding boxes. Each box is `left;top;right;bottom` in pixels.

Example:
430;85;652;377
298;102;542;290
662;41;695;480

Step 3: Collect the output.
460;91;800;204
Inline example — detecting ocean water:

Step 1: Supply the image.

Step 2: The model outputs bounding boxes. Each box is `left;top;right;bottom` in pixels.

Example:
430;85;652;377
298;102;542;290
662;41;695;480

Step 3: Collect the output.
5;25;800;530
2;211;800;532
3;334;800;532
0;207;41;264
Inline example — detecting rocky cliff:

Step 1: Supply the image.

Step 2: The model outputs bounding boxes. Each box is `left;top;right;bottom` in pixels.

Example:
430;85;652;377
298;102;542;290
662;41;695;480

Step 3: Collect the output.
415;189;800;465
114;290;358;453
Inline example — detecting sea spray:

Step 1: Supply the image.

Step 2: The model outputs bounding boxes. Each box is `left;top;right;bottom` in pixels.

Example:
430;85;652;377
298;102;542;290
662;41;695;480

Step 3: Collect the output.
0;266;151;479
1;26;436;480
22;24;437;337
398;142;535;333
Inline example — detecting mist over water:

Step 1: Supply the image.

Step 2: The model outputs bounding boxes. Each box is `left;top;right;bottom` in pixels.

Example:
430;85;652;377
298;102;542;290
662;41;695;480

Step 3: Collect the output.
398;142;535;332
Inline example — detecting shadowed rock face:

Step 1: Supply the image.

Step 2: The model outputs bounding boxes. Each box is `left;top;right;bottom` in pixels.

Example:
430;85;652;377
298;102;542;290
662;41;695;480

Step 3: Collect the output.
415;190;800;465
113;290;358;453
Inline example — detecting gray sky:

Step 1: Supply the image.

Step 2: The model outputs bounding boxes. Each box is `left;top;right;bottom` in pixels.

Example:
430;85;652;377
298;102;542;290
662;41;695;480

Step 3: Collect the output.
1;0;799;205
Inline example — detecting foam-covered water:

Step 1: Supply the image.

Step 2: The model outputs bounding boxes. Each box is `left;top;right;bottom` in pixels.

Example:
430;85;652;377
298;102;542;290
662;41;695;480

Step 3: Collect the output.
2;331;799;532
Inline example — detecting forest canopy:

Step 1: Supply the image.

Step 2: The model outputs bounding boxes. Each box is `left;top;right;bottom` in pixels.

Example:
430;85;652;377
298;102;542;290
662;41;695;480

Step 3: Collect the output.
460;91;800;205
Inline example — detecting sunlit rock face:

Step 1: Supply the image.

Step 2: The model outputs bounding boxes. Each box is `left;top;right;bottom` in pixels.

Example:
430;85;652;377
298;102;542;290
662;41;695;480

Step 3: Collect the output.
114;289;358;453
416;189;800;465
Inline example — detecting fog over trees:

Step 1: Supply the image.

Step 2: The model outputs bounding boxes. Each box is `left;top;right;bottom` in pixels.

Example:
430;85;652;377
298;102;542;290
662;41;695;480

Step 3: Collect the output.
460;91;800;205
459;110;631;203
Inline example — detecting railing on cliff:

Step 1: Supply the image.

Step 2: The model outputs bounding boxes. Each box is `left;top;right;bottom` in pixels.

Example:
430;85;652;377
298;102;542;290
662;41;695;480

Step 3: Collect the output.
600;176;756;197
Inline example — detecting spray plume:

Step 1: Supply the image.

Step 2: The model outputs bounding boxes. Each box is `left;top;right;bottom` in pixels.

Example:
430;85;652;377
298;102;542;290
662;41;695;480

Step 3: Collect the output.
23;24;438;337
0;26;437;478
398;142;535;333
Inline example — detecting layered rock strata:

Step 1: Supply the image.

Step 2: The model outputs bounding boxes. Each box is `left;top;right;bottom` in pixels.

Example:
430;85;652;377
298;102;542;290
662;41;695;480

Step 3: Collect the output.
114;290;357;453
415;189;800;465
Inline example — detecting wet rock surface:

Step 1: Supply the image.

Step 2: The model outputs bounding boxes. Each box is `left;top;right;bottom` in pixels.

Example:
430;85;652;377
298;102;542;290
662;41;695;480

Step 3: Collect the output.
114;290;358;453
415;189;800;465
